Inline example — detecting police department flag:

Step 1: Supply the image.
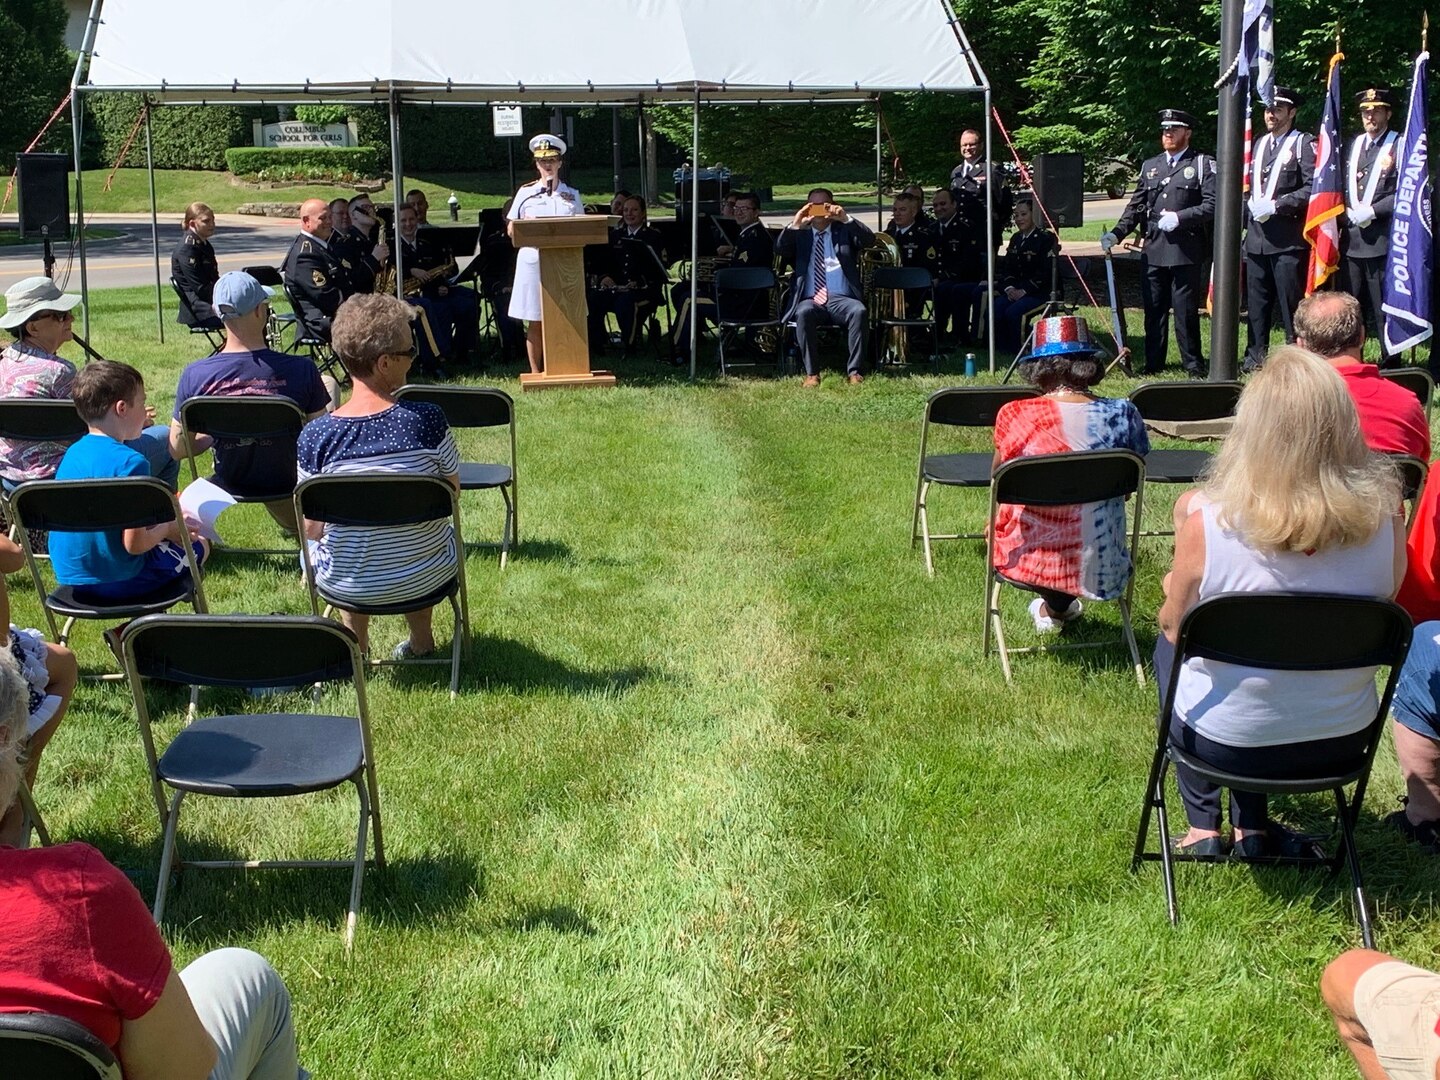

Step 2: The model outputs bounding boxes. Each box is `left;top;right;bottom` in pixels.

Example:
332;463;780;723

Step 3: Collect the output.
1383;51;1433;354
1304;51;1346;294
1238;0;1276;105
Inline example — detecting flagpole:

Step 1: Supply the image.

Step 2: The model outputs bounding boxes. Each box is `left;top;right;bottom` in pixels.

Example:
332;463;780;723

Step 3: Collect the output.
1210;0;1245;381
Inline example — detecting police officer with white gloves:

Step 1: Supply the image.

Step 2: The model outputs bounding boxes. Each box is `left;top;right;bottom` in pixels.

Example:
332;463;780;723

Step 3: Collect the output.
1343;86;1401;367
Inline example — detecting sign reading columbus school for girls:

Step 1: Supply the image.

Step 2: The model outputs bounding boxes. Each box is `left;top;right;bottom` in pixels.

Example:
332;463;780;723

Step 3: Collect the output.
252;121;354;149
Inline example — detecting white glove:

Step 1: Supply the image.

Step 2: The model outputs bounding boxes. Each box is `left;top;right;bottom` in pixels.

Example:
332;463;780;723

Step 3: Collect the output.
1349;202;1376;227
1157;211;1179;233
1248;198;1276;223
1099;232;1117;253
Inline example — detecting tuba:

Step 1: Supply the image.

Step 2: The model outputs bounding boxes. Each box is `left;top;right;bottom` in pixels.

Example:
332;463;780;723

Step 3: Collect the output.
863;232;907;364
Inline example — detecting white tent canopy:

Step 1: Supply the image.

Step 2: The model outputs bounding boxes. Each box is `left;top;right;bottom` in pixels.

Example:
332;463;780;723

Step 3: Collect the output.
81;0;985;103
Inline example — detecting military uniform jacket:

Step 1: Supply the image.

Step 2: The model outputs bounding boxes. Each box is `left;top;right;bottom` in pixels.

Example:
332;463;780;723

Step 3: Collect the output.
950;160;1013;223
932;214;974;280
401;234;455;298
728;222;775;272
601;226;670;299
1113;147;1216;267
885;221;940;277
1242;129;1317;255
999;228;1058;294
170;229;219;326
331;226;383;295
1341;132;1399;260
281;232;351;339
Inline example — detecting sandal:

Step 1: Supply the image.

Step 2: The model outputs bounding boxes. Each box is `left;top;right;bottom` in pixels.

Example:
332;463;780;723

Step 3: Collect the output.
391;639;437;661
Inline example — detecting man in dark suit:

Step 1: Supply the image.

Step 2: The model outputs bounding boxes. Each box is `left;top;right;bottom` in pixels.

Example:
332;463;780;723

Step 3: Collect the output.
170;202;221;330
280;198;354;342
1239;87;1315;372
1343;86;1401;367
950;129;1012;235
778;187;875;386
1101;108;1216;376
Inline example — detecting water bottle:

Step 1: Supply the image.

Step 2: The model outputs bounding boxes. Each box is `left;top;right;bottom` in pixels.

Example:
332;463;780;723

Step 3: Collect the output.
964;352;977;378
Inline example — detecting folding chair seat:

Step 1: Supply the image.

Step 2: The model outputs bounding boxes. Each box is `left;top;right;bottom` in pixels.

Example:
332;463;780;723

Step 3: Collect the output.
982;449;1146;684
241;265;298;352
169;276;223;353
0;1012;121;1079
869;265;939;370
120;614;384;949
295;473;469;696
911;385;1038;575
1380;366;1435;422
177;395;307;555
1132;593;1412;948
1128;381;1242;535
9;478;207;670
714;266;784;375
395;385;517;567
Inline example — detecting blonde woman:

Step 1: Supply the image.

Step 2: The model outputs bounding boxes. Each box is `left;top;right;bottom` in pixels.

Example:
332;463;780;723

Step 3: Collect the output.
1158;344;1406;858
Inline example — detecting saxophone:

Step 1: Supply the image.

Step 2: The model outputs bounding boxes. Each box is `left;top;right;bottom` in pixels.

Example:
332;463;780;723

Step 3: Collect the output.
863;232;906;364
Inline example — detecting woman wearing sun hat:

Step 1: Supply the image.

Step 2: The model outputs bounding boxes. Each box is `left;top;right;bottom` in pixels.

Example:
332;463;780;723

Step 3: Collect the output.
990;314;1149;633
506;133;585;374
0;276;177;490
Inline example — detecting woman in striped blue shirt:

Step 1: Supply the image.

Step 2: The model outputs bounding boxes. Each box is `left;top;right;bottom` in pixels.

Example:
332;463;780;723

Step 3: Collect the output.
297;294;459;659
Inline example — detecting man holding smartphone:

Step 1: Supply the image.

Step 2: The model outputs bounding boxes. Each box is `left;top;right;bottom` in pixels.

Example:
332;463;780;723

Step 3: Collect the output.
778;188;875;386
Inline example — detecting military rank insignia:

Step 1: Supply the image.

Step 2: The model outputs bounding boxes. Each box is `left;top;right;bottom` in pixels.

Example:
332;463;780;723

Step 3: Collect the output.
312;270;327;287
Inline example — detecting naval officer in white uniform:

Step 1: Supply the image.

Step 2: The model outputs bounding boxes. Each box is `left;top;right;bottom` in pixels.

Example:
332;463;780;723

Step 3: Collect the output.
507;134;585;374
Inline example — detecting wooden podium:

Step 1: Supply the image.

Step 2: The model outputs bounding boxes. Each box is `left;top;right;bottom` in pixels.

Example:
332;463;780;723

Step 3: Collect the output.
512;216;616;390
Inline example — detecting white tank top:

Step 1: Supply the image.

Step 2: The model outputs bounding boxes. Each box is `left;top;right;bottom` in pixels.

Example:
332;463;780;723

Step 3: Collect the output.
1173;502;1398;747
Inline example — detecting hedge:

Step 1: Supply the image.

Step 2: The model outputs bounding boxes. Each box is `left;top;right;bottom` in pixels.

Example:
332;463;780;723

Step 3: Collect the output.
224;146;384;181
85;94;267;171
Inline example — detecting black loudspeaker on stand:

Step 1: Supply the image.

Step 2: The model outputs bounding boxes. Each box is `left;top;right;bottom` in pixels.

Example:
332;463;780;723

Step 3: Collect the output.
15;152;71;279
1032;153;1085;229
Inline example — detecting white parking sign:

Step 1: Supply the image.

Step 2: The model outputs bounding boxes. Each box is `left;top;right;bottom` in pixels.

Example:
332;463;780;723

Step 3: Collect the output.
492;106;523;137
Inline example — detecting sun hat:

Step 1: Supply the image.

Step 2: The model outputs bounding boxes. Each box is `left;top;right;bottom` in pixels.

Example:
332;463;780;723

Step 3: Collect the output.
0;276;81;331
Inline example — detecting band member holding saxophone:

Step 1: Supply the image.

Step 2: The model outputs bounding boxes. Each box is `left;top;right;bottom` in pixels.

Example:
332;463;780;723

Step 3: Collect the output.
396;203;475;374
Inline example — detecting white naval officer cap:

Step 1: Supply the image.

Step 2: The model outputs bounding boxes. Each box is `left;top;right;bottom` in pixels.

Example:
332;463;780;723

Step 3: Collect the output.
529;134;567;159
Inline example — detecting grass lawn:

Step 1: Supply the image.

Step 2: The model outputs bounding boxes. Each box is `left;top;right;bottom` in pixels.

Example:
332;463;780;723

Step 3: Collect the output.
19;286;1440;1077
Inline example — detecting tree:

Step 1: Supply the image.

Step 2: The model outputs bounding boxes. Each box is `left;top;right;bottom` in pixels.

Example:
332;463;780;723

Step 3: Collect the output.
0;0;72;167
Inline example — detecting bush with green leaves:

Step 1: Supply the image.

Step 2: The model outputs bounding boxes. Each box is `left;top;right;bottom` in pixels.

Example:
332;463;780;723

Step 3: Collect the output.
224;146;383;182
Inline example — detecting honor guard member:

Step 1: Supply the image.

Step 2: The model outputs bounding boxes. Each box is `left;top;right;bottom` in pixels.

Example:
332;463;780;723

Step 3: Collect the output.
1101;108;1216;376
1240;86;1316;373
1343;85;1401;367
396;202;477;375
989;197;1058;354
588;195;670;354
281;197;354;342
671;191;775;367
930;187;981;345
171;202;221;330
950;129;1013;235
884;190;940;319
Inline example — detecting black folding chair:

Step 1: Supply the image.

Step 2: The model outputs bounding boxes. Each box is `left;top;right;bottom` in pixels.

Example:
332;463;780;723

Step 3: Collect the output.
869;265;939;370
1386;452;1428;529
241;264;299;352
0;398;86;550
1128;381;1243;536
713;266;784;375
168;276;223;353
395;385;517;568
983;450;1147;684
0;1012;122;1079
280;278;349;388
9;478;208;670
1381;366;1435;423
121;614;384;949
295;473;469;696
1132;593;1412;948
911;385;1039;575
177;395;307;556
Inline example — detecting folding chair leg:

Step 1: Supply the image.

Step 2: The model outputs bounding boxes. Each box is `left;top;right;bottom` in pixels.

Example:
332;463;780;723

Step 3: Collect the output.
919;482;936;576
346;776;370;950
1119;598;1147;687
57;615;76;647
448;595;463;699
152;788;186;925
987;578;1013;683
16;780;49;847
499;488;514;571
1334;787;1375;948
1154;769;1180;928
1132;744;1167;870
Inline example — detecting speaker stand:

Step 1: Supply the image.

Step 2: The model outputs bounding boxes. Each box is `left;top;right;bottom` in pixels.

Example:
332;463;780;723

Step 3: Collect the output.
41;228;54;280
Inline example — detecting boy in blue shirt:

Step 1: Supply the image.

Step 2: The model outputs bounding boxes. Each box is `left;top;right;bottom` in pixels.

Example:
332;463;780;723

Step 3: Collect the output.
49;362;209;611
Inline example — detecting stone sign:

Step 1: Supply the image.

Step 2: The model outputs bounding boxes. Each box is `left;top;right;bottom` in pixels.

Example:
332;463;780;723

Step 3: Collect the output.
252;120;356;149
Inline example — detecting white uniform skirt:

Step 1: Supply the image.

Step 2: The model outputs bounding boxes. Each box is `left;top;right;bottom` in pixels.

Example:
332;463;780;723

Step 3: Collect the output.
508;247;543;322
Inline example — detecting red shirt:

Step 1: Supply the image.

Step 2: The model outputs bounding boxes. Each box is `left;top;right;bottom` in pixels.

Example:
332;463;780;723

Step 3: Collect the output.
1335;362;1431;460
0;842;172;1050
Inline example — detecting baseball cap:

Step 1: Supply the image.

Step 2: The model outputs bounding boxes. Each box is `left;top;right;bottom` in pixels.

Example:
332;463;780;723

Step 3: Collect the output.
213;271;274;319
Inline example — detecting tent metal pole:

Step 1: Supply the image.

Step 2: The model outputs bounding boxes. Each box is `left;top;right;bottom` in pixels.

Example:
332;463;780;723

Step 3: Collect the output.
70;0;103;342
875;97;883;229
689;87;699;381
612;105;622;196
144;102;164;343
388;87;405;300
1210;0;1244;381
636;104;646;204
984;87;995;374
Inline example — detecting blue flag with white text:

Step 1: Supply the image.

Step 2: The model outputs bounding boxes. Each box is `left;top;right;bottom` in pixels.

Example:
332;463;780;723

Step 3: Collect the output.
1383;51;1433;354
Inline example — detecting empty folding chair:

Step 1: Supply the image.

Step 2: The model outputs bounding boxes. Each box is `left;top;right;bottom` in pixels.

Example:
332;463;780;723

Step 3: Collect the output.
169;276;223;353
869;265;939;370
713;266;785;375
1128;381;1242;535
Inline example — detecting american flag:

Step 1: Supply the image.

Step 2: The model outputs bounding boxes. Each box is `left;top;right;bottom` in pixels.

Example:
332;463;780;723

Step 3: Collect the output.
1304;51;1346;294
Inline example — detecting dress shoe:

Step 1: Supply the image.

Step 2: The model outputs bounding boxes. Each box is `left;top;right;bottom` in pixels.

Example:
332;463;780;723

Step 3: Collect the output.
848;373;864;385
802;375;821;388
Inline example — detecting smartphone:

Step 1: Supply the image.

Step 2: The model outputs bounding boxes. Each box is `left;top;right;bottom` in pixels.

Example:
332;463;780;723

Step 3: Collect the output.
806;202;829;218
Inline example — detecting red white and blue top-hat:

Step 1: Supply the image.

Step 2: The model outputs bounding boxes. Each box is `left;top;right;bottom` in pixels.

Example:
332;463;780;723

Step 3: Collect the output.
1018;315;1102;362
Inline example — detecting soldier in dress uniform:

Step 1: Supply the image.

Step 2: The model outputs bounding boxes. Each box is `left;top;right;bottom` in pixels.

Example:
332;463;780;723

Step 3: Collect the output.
1240;87;1315;373
170;202;221;330
588;195;670;354
1101;108;1216;376
950;129;1012;235
884;190;940;319
1342;86;1401;367
280;198;356;342
930;187;981;346
326;197;385;296
989;198;1058;353
396;203;477;375
670;191;775;367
